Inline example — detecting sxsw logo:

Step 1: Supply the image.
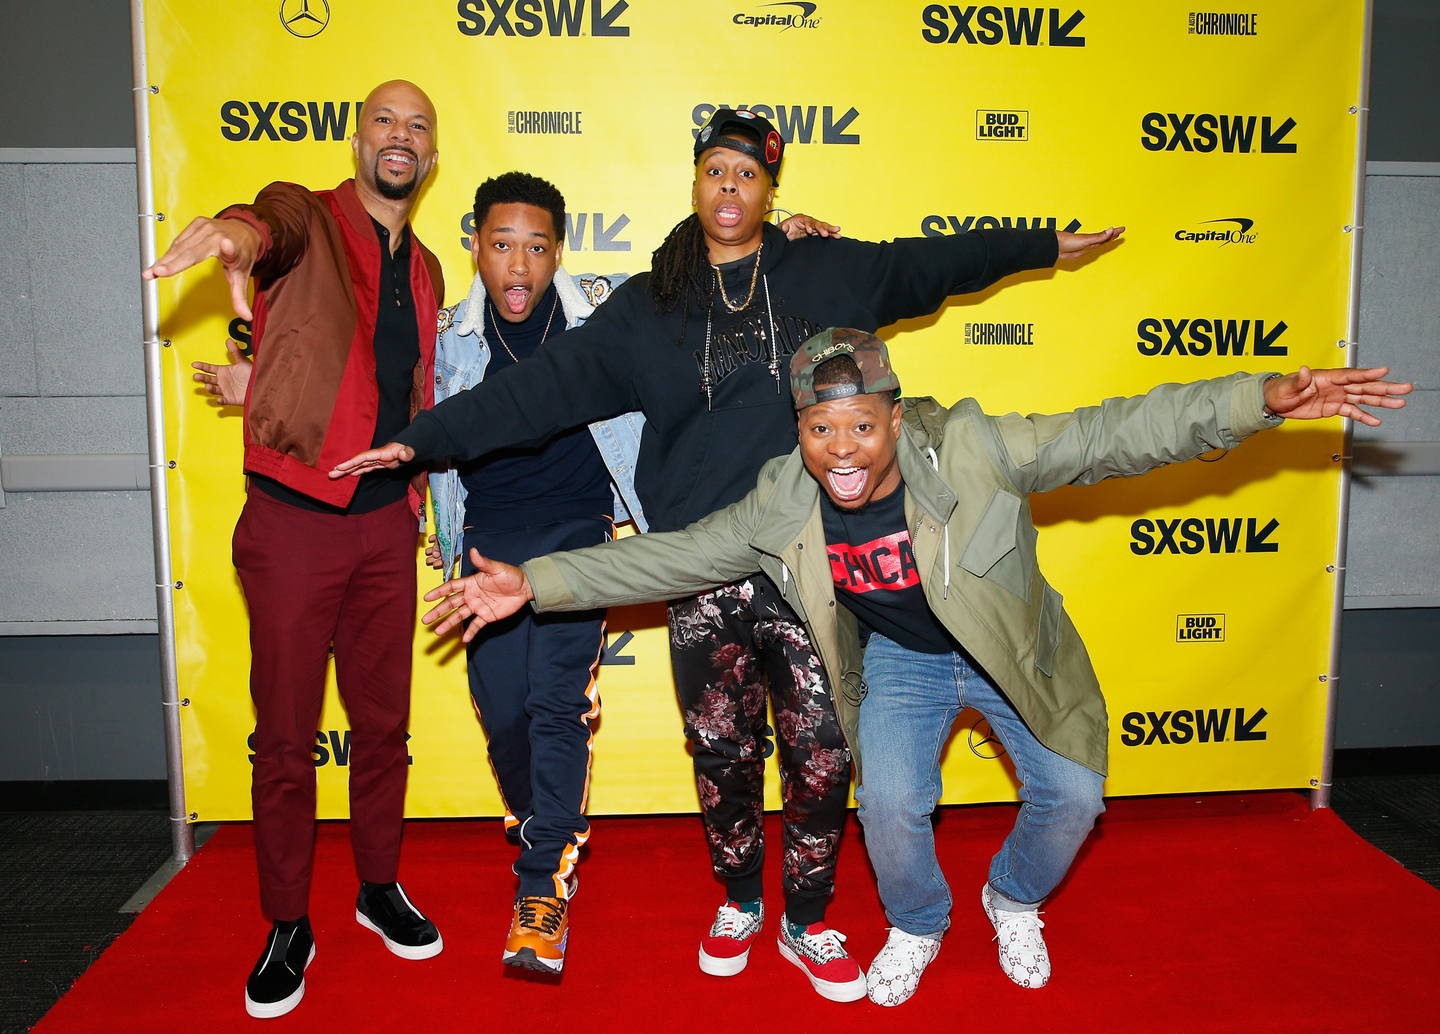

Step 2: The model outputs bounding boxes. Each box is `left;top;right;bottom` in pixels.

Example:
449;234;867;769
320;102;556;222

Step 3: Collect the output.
457;0;630;36
246;731;414;766
1129;516;1279;555
1136;317;1288;357
1189;11;1258;35
1141;112;1296;153
921;6;1085;46
922;214;1081;235
1175;217;1257;246
1120;707;1267;745
220;100;361;141
692;103;859;144
977;109;1028;140
510;110;583;134
966;322;1034;345
1177;613;1225;642
460;211;630;251
733;2;821;30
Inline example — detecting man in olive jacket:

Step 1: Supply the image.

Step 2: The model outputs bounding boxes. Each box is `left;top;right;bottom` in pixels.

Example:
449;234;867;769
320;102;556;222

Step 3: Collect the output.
419;329;1408;1006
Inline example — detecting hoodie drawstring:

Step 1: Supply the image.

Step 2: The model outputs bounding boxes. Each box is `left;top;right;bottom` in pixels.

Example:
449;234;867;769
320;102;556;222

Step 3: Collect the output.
762;274;780;393
927;447;950;599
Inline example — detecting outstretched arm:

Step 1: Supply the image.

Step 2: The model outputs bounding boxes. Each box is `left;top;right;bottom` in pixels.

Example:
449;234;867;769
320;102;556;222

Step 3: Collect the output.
142;182;319;320
421;462;785;639
982;367;1411;496
330;284;648;477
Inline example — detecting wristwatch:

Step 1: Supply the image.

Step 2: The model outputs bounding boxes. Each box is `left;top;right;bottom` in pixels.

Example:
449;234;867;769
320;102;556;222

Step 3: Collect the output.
1260;373;1284;421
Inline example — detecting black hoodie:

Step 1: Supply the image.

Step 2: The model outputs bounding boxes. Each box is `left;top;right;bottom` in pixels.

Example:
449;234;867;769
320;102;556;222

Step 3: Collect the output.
395;223;1058;532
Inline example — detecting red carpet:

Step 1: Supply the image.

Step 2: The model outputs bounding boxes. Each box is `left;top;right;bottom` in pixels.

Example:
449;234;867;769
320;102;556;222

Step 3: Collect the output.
33;792;1439;1032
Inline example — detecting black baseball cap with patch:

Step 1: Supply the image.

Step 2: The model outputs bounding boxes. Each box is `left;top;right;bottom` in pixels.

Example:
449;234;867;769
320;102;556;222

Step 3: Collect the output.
694;108;784;184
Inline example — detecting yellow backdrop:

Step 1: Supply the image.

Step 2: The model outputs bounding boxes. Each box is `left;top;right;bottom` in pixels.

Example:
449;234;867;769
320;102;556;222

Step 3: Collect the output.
141;1;1365;820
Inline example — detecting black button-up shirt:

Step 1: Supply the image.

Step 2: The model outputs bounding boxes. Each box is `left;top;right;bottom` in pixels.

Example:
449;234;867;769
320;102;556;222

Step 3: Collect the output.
254;218;419;514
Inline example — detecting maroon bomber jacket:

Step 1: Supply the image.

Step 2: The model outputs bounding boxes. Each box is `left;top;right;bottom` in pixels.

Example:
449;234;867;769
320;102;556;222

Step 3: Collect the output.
220;179;444;512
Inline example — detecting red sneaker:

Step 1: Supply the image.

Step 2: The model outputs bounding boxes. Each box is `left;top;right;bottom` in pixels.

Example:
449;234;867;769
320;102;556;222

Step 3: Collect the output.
776;919;867;1002
699;901;764;976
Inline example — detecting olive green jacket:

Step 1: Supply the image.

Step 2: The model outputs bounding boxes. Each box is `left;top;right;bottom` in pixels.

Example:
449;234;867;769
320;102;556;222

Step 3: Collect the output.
524;372;1281;780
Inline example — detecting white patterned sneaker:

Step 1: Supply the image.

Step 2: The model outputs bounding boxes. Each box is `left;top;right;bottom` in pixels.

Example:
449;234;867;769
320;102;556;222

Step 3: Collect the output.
776;918;867;1002
698;900;764;976
981;884;1050;988
866;927;942;1006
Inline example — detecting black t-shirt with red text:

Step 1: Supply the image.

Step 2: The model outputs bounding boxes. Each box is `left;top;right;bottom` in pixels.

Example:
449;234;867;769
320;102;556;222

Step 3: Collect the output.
820;482;956;654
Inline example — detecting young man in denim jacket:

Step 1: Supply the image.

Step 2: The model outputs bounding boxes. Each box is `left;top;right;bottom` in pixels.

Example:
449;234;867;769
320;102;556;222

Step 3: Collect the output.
429;172;640;975
430;172;833;973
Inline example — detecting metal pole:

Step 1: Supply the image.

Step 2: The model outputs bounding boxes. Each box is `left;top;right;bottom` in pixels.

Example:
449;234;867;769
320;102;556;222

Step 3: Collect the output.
131;0;193;860
1313;0;1374;811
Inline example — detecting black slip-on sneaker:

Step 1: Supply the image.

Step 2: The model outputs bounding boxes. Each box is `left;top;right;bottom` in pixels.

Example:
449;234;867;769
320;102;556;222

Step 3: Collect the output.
245;917;315;1019
355;881;443;960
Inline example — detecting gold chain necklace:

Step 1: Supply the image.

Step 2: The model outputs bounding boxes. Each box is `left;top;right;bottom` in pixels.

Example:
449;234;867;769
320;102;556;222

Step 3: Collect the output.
711;240;763;313
489;291;559;363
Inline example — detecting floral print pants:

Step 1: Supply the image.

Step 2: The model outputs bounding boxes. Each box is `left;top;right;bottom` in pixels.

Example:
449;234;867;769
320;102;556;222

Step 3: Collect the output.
668;576;851;925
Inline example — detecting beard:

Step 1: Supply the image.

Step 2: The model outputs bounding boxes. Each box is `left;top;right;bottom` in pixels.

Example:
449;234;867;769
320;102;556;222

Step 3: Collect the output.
373;151;420;200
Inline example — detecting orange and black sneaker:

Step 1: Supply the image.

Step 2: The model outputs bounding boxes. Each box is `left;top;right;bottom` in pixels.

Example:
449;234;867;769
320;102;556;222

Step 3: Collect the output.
503;896;569;973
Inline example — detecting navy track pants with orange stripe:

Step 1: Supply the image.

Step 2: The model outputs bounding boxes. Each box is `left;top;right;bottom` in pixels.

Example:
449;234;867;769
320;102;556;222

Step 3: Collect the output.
461;516;610;900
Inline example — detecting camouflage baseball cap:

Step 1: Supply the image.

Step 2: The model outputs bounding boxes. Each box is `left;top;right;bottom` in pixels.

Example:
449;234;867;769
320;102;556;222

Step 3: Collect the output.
790;328;902;410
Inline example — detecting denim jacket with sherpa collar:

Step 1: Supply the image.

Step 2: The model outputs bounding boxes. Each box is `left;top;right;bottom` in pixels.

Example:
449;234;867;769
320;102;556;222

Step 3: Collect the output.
429;267;647;576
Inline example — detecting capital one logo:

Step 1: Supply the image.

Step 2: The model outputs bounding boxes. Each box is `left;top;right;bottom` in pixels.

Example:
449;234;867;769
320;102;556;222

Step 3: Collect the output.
280;0;330;38
733;2;821;30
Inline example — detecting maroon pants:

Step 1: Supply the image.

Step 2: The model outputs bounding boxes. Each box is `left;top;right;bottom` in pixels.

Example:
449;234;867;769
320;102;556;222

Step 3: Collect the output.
233;487;419;921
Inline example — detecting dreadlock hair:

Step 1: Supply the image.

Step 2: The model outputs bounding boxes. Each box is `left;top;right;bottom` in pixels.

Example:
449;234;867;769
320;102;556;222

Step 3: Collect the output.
651;124;768;342
473;171;567;244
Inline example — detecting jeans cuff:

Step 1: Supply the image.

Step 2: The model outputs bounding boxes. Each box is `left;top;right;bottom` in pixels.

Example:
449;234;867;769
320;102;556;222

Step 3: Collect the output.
988;882;1043;913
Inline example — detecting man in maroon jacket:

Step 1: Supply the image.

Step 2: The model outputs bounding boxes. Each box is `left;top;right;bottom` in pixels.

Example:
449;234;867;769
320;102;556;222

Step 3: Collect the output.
144;79;445;1019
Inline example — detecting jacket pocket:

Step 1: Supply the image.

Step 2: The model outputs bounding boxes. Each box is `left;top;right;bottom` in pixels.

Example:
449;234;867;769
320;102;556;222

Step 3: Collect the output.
1036;582;1063;678
959;487;1021;578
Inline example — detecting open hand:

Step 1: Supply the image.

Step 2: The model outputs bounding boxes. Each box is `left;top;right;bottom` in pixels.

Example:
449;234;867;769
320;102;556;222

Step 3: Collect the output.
1055;226;1125;262
330;442;415;478
142;216;262;320
778;213;842;240
421;548;534;641
191;338;253;406
1263;366;1411;427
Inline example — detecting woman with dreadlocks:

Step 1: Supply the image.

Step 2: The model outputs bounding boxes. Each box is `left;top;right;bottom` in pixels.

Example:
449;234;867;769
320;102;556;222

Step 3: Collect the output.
333;108;1123;1001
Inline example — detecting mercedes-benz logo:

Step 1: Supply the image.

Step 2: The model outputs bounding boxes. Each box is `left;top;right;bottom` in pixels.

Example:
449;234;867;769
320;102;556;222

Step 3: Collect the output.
280;0;330;38
968;717;1006;760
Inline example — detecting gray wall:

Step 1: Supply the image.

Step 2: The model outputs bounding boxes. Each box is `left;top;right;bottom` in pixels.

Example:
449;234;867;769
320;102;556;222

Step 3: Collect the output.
0;159;156;635
0;635;165;780
1348;172;1440;612
0;2;1437;780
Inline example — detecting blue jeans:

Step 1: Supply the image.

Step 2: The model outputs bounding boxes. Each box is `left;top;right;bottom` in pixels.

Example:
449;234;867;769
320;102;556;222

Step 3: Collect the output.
855;634;1105;938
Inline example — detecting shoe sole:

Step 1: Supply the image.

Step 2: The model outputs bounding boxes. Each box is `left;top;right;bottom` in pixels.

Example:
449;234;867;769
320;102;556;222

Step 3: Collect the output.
355;910;444;960
981;885;1049;989
244;943;315;1019
503;946;564;973
698;943;752;976
776;939;867;1002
